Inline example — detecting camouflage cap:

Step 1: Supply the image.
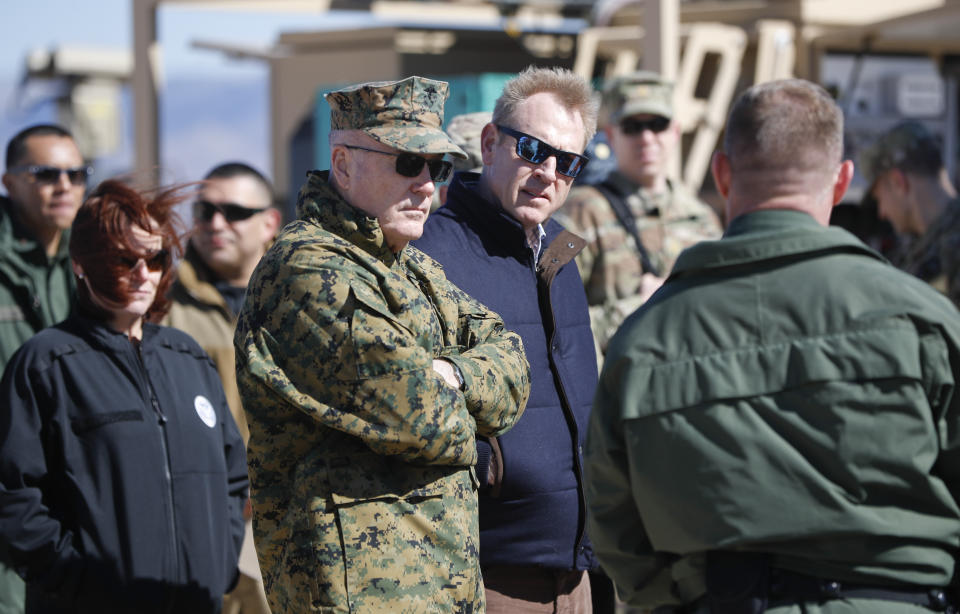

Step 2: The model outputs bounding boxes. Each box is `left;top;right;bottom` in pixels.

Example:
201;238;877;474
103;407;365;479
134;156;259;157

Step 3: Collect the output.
602;70;674;125
858;120;940;187
445;111;492;172
325;76;467;159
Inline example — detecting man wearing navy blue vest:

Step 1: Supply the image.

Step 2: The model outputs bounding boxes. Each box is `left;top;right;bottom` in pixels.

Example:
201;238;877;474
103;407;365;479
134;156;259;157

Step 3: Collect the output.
414;66;601;612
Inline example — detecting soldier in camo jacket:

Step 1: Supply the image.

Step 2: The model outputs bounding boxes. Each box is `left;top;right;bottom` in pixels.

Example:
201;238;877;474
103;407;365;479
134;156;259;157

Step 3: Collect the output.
859;120;960;307
555;71;722;360
234;76;531;613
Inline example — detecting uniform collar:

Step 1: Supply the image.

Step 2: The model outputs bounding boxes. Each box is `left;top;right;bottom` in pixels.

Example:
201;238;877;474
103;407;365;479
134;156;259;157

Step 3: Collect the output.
671;209;884;276
297;170;397;265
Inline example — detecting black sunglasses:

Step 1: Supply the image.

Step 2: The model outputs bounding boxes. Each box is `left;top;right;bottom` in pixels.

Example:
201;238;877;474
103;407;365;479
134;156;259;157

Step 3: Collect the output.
620;116;671;136
495;125;588;178
118;248;170;273
8;164;92;186
193;200;269;223
342;144;453;183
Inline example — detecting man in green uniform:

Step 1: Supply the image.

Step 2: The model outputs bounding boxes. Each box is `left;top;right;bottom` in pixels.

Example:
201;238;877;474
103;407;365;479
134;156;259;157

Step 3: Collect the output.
234;76;530;613
555;71;721;358
585;79;960;613
0;124;88;614
859;120;960;307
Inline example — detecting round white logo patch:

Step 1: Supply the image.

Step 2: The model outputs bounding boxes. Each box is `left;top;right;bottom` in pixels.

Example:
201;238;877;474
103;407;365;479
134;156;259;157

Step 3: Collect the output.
194;395;217;428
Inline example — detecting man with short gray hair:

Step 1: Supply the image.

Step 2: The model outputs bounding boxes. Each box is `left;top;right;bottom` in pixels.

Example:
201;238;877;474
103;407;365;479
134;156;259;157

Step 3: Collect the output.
234;76;530;613
586;79;960;613
859;120;960;306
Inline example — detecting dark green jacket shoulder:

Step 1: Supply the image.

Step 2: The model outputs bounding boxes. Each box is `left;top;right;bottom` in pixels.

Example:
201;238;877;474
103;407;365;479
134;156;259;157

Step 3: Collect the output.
0;196;75;371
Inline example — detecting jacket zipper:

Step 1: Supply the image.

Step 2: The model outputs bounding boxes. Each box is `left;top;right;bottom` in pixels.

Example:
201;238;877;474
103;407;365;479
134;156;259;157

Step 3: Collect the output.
534;253;588;569
135;341;181;585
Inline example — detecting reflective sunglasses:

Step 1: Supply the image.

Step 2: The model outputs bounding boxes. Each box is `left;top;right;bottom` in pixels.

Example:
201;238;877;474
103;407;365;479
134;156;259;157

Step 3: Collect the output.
342;144;453;183
8;164;93;186
619;116;671;135
495;125;589;178
118;248;170;273
193;200;269;223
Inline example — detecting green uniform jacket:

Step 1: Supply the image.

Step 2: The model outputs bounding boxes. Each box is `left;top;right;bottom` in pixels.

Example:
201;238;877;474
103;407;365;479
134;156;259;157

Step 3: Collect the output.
586;209;960;610
235;171;530;613
0;196;75;371
164;246;248;443
0;196;75;614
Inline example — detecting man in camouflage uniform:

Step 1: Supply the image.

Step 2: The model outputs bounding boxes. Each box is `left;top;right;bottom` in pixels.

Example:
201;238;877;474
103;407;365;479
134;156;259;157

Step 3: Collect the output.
234;76;531;613
555;71;722;358
859;120;960;307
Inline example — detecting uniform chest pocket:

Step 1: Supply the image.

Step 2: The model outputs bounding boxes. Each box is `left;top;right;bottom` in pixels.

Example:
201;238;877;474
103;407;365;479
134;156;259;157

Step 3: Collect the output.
347;282;432;380
70;410;143;435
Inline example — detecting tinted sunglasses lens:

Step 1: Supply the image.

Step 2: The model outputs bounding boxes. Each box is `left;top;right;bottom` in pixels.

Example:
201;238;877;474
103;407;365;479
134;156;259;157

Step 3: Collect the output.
395;154;427;178
515;136;548;164
555;153;587;178
194;201;260;222
145;249;169;271
396;154;451;182
119;250;167;272
32;168;62;183
30;166;89;185
193;201;214;221
427;160;452;183
621;117;670;135
65;168;89;185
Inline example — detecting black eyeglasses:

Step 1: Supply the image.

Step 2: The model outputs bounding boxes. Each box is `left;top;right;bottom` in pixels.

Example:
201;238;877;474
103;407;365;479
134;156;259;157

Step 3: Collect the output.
193;200;269;223
619;116;671;136
495;125;588;178
8;164;92;186
341;144;453;183
118;249;169;273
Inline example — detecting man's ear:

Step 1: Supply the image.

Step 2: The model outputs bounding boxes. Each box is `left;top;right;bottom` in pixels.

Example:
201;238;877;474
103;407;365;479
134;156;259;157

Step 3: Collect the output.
330;145;351;190
479;123;498;166
711;151;732;199
261;208;282;241
831;159;855;206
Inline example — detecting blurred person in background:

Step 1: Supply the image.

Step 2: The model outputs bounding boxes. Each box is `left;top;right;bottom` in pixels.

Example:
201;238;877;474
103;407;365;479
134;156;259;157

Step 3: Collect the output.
859;120;960;307
164;162;280;614
0;123;89;614
556;72;721;360
435;111;492;209
0;179;247;613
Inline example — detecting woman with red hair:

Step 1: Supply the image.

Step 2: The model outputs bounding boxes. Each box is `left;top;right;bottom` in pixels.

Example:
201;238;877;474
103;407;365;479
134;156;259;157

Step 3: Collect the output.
0;180;248;613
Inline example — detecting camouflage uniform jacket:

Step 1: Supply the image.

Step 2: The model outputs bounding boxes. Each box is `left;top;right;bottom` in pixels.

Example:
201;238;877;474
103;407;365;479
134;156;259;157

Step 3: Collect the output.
234;171;530;614
555;171;721;356
894;198;960;308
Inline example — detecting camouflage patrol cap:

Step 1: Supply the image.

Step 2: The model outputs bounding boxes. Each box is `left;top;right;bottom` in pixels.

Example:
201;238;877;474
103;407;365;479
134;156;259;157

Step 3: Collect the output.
859;120;941;187
325;76;467;159
445;111;492;172
602;71;674;125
